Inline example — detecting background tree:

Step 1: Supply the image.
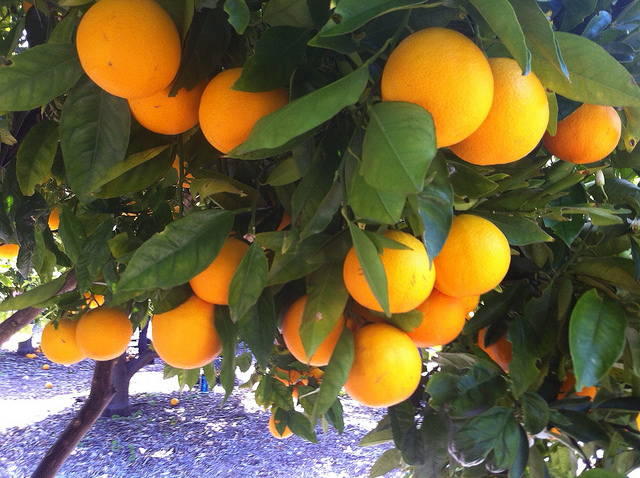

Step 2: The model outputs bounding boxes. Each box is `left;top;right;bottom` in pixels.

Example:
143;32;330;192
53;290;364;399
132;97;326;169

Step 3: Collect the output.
1;0;640;477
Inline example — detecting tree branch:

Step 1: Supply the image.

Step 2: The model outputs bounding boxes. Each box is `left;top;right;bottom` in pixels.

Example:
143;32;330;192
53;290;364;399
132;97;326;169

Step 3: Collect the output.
0;269;77;347
31;359;117;478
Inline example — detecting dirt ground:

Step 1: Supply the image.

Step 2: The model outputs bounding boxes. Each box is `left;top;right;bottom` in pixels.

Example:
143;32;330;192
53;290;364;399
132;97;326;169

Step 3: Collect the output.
0;341;405;478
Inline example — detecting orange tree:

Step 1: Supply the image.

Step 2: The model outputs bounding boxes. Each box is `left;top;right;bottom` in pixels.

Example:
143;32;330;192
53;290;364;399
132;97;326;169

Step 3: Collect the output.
2;0;640;477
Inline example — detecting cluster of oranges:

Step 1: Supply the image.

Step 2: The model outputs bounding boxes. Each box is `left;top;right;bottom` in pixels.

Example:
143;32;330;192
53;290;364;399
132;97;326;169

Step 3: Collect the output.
382;27;621;166
74;0;288;153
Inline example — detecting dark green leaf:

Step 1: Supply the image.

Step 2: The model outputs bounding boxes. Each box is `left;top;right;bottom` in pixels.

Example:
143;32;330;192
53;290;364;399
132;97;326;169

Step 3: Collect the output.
60;77;131;202
521;391;550;435
214;305;238;402
236;291;276;370
262;0;315;28
551;409;610;443
570;257;640;295
75;220;114;292
359;415;393;446
361;102;436;193
114;210;234;297
0;43;83;111
224;0;250;34
569;289;626;390
0;272;70;312
228;242;268;321
507;316;540;398
287;410;317;442
57;206;86;264
468;0;530;73
234;26;310;92
310;327;354;423
388;399;415;449
368;448;402;478
471;211;552;246
347;223;389;316
230;66;369;156
531;32;640;106
16;120;58;196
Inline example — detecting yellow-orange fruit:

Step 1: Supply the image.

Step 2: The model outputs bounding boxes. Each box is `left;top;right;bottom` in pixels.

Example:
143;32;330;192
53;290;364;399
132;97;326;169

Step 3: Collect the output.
434;214;510;298
128;81;207;135
407;289;467;348
381;27;494;148
0;243;19;260
344;323;422;407
449;57;549;165
281;294;345;367
342;230;436;314
478;327;512;372
543;103;621;164
198;68;289;153
40;317;86;365
189;237;249;305
151;294;221;369
76;0;181;99
268;412;293;439
75;307;132;361
48;207;60;231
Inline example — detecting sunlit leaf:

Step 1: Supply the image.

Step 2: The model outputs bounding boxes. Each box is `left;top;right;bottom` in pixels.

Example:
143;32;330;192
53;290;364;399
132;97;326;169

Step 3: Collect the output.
229;242;268;321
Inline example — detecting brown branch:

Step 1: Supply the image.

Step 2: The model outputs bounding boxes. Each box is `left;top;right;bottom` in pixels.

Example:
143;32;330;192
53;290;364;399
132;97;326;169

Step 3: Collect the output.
0;270;77;347
31;359;117;478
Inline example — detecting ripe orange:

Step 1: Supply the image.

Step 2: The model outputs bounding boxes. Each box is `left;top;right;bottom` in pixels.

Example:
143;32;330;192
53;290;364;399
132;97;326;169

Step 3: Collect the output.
172;156;194;189
557;372;597;400
48;207;60;231
128;81;207;135
23;1;32;12
0;243;19;260
636;413;640;430
75;307;132;361
75;0;181;99
198;68;289;153
170;398;179;406
477;327;512;372
449;57;549;165
542;103;621;164
189;237;249;305
406;289;467;348
83;292;105;309
433;214;510;298
268;412;293;439
40;317;86;365
274;367;308;387
26;353;36;359
151;294;222;369
42;364;50;370
461;295;480;317
45;382;53;389
343;230;436;314
344;323;422;408
381;27;493;148
281;294;345;366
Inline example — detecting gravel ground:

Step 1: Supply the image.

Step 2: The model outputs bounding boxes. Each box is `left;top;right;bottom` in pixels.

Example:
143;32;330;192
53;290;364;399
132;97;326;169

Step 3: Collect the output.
0;341;403;478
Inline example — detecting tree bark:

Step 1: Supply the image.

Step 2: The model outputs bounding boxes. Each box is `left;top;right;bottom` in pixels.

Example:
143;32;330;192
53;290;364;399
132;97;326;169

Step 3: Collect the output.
0;270;77;347
30;359;117;478
16;336;34;355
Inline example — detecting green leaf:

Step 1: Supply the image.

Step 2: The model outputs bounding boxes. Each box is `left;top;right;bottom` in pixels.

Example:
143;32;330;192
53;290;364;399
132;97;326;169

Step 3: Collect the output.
507;316;541;398
570;257;640;295
569;289;626;390
236;291;276;370
114;210;234;297
228;242;268;322
230;66;369;156
361;102;436;193
0;272;70;312
448;160;499;198
413;412;449;475
509;0;568;79
521;391;550;435
531;32;640;106
468;0;531;73
75;220;114;292
300;262;349;359
471;211;552;246
214;306;238;402
310;327;354;423
286;409;317;443
262;0;315;28
317;0;424;37
234;26;310;92
579;471;625;478
60;77;131;202
450;407;521;470
347;223;390;316
359;416;393;446
224;0;250;34
16;120;58;196
0;43;83;111
265;233;329;286
92;145;170;192
388;399;415;449
265;156;302;186
368;448;402;478
57;207;86;264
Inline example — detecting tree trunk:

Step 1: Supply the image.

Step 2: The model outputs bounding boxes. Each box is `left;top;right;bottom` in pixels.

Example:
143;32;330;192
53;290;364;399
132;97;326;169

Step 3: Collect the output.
31;359;117;478
0;270;77;347
17;336;35;355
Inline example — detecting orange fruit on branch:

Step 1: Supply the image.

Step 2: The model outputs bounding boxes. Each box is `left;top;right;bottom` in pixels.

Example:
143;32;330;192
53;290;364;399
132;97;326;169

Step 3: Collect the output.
407;289;467;348
0;243;19;260
281;294;345;367
189;237;249;306
381;27;494;148
344;323;422;408
75;307;133;361
40;317;86;365
542;103;621;165
449;57;549;165
433;214;510;298
198;67;289;154
151;294;221;370
342;230;435;314
76;0;181;99
477;327;512;373
268;412;293;439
